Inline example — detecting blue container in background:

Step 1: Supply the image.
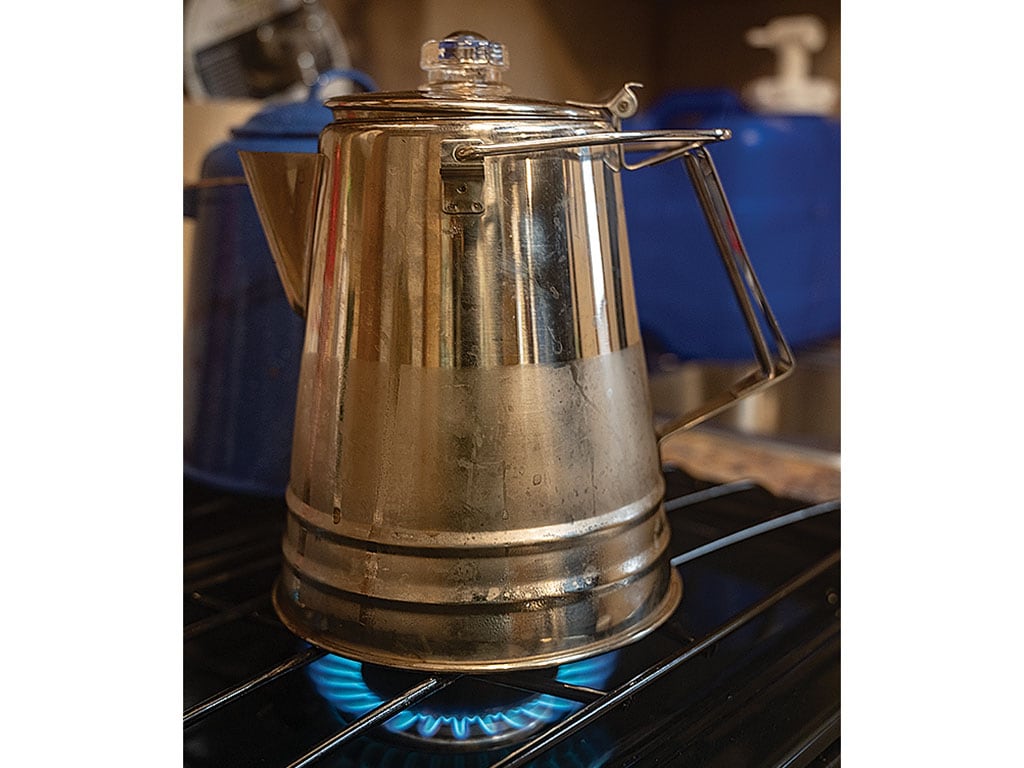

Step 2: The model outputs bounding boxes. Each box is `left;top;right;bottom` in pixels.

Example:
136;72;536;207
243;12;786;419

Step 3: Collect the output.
621;88;840;362
184;70;376;496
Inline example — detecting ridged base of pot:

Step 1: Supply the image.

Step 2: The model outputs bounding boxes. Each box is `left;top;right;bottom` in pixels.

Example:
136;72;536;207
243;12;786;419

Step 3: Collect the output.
272;483;682;672
273;561;681;672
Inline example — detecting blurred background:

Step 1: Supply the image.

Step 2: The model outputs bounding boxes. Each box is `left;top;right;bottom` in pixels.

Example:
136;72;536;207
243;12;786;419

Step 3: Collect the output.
183;0;841;500
183;0;839;170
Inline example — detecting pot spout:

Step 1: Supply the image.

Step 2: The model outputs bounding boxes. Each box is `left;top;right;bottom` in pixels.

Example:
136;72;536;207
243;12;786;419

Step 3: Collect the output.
239;151;324;316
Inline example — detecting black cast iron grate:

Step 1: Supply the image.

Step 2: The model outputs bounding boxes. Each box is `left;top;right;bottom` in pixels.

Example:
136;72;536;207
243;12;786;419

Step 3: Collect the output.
184;468;840;768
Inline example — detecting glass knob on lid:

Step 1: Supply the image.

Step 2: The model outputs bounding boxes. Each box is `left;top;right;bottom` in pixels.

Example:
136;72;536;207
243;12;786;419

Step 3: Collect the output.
419;31;511;94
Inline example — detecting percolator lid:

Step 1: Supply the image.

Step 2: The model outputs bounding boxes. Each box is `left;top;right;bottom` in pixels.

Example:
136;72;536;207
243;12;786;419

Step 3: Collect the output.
324;31;611;121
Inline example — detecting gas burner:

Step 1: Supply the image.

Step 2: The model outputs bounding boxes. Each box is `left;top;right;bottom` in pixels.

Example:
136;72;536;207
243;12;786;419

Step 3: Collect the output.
308;652;618;750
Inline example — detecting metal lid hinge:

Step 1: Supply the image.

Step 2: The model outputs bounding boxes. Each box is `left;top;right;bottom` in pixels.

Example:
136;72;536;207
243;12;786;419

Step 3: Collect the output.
440;139;485;215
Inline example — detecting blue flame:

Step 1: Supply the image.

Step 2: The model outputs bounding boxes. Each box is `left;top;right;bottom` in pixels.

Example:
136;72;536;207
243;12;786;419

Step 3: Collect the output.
308;651;618;743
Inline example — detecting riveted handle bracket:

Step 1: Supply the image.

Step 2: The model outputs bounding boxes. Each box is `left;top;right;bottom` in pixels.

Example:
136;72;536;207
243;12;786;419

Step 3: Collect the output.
441;139;485;215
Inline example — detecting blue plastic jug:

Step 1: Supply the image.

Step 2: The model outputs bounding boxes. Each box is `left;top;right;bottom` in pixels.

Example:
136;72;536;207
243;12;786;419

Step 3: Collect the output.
621;87;840;362
184;70;376;496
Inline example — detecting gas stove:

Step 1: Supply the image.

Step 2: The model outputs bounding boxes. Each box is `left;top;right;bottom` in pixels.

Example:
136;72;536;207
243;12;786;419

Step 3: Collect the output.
184;466;840;767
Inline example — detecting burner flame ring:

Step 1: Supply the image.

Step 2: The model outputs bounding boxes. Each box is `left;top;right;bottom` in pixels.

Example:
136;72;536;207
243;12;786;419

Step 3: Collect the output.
309;652;617;750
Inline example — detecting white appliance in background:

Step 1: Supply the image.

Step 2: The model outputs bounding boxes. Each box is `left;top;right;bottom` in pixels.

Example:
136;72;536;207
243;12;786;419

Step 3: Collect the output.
184;0;352;102
183;0;362;315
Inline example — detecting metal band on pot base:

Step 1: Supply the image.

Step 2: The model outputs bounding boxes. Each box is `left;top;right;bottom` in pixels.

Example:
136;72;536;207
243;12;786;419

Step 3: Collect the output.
272;535;681;672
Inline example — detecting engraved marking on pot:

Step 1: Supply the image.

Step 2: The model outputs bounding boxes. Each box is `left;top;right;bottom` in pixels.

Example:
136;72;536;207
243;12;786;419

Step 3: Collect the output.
545;326;564;355
566;360;602;415
501;461;510;521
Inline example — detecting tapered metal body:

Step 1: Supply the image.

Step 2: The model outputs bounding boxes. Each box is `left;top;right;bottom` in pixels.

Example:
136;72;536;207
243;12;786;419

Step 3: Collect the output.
239;33;792;671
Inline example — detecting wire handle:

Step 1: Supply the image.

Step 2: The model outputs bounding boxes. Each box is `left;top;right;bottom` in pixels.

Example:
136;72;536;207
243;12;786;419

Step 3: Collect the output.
449;129;731;165
447;129;793;441
654;145;793;440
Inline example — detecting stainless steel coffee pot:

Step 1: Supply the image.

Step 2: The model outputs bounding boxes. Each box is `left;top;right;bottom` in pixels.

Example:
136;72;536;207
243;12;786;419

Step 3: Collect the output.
240;32;792;672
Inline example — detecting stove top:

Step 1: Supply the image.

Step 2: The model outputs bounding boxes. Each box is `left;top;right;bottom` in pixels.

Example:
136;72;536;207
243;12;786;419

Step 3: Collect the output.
184;467;840;767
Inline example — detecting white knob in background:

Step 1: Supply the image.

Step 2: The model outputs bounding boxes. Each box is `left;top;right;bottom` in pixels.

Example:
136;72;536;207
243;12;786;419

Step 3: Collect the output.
742;15;838;115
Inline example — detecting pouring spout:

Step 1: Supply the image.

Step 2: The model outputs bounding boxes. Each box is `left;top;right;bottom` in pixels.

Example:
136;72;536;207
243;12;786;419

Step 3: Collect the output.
239;151;324;316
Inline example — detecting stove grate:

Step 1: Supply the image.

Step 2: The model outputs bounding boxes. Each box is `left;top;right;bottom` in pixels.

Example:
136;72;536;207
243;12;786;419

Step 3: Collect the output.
184;469;840;767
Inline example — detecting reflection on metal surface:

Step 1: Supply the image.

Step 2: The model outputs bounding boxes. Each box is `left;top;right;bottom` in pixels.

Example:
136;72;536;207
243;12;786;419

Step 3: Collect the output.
239;151;323;314
238;30;794;672
253;124;686;671
273;343;682;671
